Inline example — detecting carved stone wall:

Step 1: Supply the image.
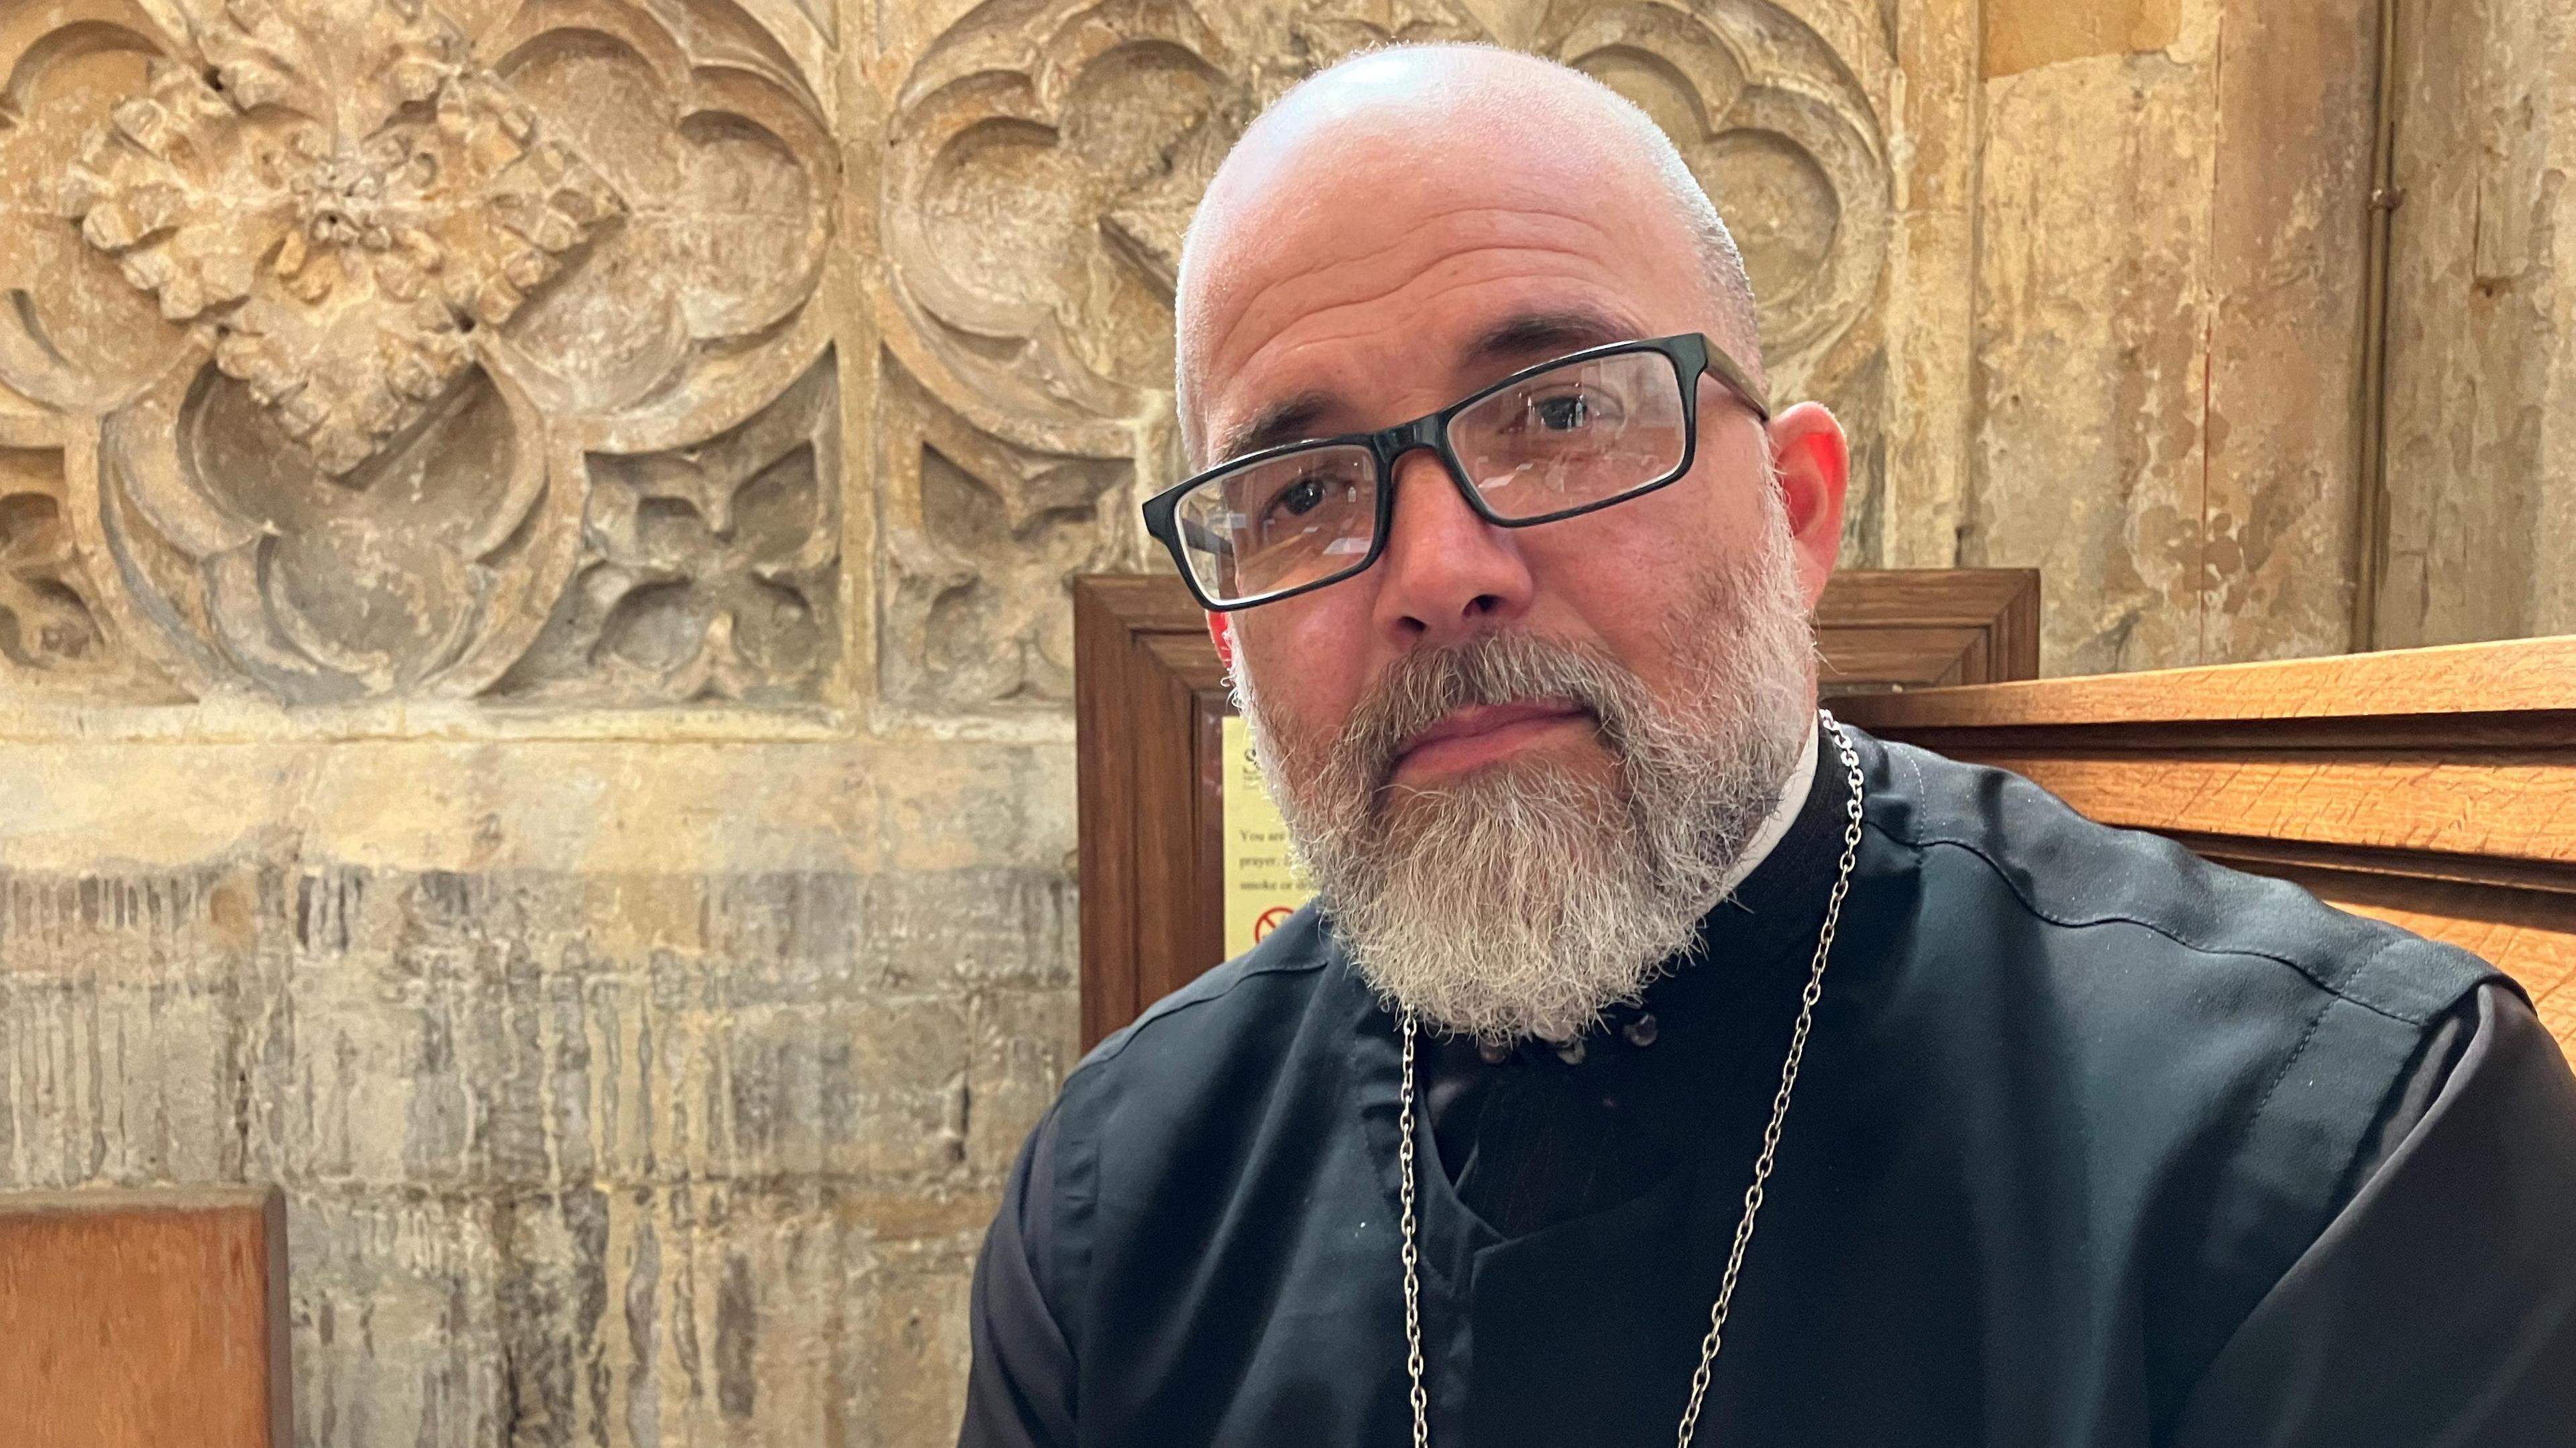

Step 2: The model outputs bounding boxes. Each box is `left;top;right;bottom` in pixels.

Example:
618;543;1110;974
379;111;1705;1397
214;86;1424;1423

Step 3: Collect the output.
0;1;2565;1444
0;0;839;706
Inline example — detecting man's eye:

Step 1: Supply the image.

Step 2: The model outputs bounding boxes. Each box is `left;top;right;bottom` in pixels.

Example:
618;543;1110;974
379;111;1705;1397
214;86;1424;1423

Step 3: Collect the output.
1531;392;1593;431
1268;476;1329;519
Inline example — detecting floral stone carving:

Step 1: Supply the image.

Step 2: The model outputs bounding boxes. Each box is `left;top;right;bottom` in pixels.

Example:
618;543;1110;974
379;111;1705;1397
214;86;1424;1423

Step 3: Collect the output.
877;0;1890;715
0;0;835;704
60;0;625;478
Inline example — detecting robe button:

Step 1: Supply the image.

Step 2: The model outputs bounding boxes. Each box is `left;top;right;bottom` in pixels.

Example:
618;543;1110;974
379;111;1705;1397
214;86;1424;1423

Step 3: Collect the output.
1623;1013;1660;1048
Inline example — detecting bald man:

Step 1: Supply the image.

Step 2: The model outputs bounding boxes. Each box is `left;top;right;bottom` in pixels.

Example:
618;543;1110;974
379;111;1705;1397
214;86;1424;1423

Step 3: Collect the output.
960;46;2576;1448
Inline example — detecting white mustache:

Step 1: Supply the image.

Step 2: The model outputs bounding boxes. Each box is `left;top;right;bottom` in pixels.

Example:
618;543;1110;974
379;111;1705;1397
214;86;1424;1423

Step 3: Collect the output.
1332;632;1650;797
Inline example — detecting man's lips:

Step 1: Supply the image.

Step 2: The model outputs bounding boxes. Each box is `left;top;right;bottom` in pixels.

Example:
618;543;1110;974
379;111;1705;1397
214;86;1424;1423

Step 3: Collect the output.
1392;700;1593;777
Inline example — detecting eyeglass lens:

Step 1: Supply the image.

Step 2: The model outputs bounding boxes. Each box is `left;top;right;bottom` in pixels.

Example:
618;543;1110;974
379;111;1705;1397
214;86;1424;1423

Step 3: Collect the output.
1171;445;1381;604
1169;348;1688;604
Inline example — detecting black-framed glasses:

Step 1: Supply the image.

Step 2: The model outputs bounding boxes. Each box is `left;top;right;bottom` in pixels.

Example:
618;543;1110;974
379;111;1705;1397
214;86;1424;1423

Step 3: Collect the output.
1143;332;1768;611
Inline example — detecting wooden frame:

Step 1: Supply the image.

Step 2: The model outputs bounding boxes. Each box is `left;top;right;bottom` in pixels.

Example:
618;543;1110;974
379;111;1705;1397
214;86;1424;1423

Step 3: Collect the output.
1073;569;2043;1048
1813;568;2041;693
1833;637;2576;1050
1075;575;1231;1049
0;1186;292;1447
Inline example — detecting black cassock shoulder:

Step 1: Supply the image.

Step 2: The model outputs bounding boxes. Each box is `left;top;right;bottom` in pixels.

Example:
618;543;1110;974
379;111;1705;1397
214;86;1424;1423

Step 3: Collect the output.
1862;732;2495;1029
1060;903;1354;1167
1852;734;2506;1392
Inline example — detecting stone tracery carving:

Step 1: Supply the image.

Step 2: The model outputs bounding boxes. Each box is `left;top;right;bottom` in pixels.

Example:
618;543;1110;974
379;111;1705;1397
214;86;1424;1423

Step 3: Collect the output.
875;353;1129;712
0;449;107;673
0;425;177;698
494;351;840;704
0;0;835;704
877;0;1892;714
1546;3;1890;373
0;0;1890;714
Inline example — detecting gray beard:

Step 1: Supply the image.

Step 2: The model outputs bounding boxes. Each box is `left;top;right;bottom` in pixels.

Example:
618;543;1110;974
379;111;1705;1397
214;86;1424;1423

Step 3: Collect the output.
1234;500;1817;1046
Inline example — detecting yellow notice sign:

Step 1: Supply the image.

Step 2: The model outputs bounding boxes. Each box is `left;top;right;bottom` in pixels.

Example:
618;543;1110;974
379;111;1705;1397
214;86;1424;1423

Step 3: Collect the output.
1223;714;1316;956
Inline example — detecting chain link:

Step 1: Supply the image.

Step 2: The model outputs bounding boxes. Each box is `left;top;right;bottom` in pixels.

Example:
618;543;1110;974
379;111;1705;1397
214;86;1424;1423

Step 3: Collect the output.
1398;711;1866;1448
1399;1011;1430;1448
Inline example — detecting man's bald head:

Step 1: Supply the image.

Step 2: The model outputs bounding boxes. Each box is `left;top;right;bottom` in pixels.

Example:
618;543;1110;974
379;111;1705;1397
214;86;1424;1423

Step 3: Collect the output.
1174;43;1763;464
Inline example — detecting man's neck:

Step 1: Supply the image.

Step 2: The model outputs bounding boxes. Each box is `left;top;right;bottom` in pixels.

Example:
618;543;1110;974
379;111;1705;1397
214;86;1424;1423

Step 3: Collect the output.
1714;719;1821;901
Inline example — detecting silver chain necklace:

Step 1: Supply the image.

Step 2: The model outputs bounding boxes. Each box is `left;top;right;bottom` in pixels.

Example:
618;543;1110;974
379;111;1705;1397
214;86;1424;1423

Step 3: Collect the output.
1396;711;1867;1448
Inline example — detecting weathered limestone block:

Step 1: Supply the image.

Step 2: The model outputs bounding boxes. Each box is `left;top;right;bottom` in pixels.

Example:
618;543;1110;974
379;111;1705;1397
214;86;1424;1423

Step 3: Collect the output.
0;737;1073;1448
963;987;1080;1181
1970;0;2379;674
1972;36;2218;674
290;1190;511;1448
248;868;1071;1190
1982;0;2182;78
849;1225;985;1448
0;866;264;1188
2379;0;2576;647
2189;0;2382;667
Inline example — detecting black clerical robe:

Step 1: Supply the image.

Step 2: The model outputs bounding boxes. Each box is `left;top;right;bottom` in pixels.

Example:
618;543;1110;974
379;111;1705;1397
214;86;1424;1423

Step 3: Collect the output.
961;725;2576;1447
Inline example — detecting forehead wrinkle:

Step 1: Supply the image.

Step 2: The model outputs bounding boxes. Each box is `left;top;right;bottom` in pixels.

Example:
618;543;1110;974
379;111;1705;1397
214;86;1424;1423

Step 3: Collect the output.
1403;277;1651;341
1211;241;1632;406
1201;199;1631;364
1464;302;1644;363
1237;241;1630;351
1209;266;1653;449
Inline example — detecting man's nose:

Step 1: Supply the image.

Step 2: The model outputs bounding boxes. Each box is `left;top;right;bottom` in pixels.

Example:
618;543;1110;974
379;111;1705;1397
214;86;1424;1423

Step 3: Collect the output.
1367;447;1537;647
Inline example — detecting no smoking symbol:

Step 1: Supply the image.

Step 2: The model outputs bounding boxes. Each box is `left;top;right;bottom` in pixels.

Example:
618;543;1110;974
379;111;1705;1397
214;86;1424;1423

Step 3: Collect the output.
1253;905;1295;941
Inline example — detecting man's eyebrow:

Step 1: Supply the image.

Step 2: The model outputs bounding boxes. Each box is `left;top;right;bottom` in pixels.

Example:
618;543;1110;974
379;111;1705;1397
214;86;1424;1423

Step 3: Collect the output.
1463;306;1642;370
1208;307;1641;467
1215;390;1339;465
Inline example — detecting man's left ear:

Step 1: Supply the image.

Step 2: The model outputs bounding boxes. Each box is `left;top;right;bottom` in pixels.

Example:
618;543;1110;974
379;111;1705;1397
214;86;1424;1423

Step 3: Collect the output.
1764;402;1848;608
1207;609;1236;675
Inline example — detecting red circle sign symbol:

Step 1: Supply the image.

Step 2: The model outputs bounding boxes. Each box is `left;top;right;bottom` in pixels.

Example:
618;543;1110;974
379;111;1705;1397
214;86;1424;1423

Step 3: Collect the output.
1253;905;1295;942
